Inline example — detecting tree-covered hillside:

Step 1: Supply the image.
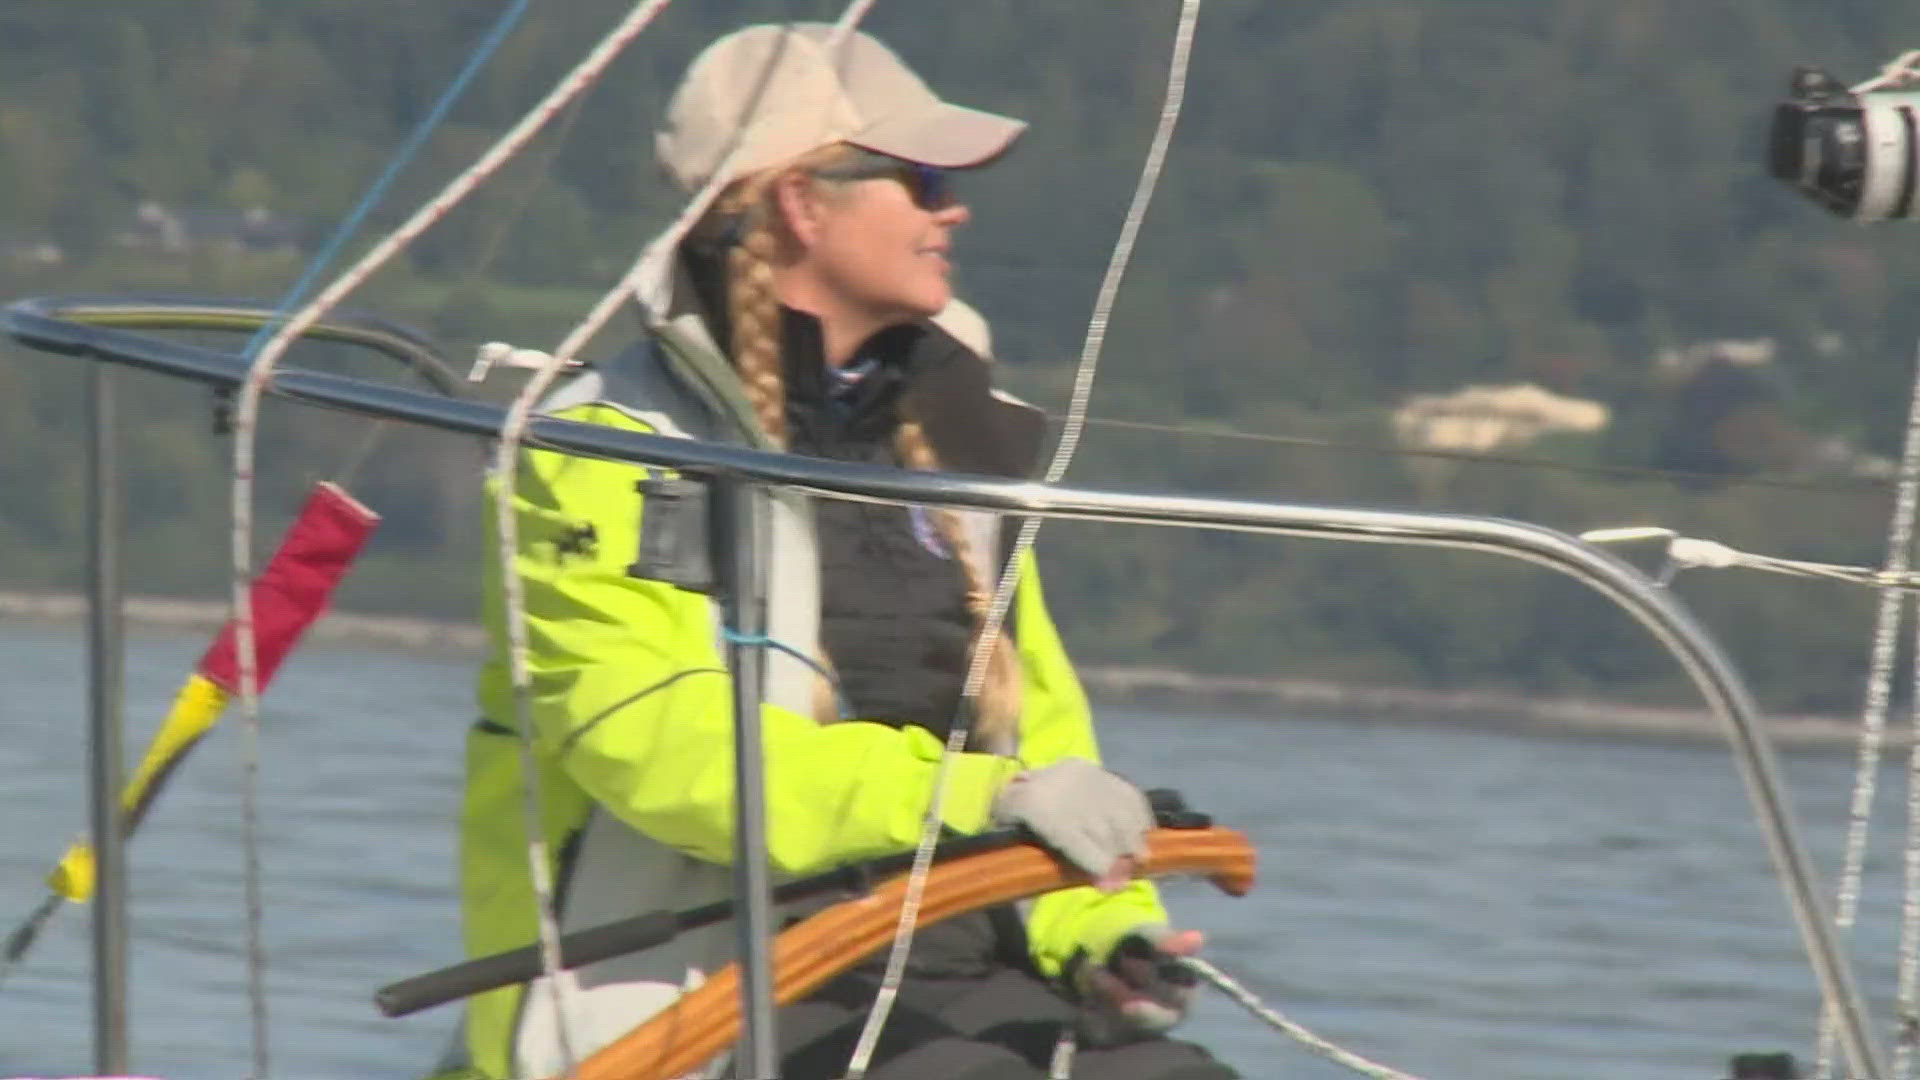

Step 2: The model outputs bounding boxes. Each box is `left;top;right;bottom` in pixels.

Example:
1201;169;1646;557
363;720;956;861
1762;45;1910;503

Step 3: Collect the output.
6;0;1920;711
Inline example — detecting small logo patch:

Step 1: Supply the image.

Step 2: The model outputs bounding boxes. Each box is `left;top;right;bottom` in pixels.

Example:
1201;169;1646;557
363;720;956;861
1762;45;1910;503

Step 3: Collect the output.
907;505;951;558
553;522;599;561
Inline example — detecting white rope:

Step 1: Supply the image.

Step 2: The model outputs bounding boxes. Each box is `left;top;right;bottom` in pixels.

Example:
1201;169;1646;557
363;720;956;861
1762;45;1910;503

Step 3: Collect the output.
1047;1028;1076;1079
1580;529;1920;594
225;4;675;1072
1892;367;1920;1080
1181;957;1429;1080
1669;537;1920;590
1816;348;1920;1079
843;2;1202;1073
829;0;880;42
1896;636;1920;1080
1578;526;1678;546
1853;50;1920;93
624;15;879;318
631;24;807;322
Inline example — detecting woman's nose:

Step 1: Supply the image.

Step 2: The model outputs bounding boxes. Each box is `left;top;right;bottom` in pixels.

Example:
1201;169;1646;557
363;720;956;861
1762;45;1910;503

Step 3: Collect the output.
934;202;971;227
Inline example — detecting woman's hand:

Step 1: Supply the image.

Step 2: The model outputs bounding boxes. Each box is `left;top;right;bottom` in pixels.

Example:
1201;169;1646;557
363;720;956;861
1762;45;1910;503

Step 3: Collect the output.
988;757;1153;887
1072;924;1205;1045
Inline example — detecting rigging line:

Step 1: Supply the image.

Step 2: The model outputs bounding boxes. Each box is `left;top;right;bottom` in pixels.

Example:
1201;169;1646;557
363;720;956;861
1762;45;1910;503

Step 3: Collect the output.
1662;537;1920;592
488;13;819;1076
466;89;590;289
1901;602;1920;1080
628;23;800;321
1180;957;1427;1080
339;92;593;490
1854;51;1920;94
720;627;854;719
1047;1029;1076;1080
830;0;881;41
620;12;879;331
226;3;677;1073
1816;346;1920;1080
1055;414;1894;495
223;3;532;1074
1893;355;1920;1080
843;2;1202;1074
238;2;533;362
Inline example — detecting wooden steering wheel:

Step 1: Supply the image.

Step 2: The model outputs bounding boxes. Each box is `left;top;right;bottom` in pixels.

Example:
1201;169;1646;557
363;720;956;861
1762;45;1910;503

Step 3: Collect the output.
565;825;1258;1080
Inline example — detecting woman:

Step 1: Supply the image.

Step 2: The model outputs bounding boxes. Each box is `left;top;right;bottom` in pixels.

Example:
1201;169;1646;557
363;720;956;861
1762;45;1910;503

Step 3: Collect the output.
450;23;1237;1080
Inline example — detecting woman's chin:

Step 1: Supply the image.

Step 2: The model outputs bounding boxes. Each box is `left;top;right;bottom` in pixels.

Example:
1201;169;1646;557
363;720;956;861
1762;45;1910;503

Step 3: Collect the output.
910;283;953;318
864;284;951;325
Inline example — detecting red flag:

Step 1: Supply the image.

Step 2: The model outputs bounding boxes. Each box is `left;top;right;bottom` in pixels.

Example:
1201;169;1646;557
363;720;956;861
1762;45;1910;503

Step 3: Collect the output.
197;481;379;692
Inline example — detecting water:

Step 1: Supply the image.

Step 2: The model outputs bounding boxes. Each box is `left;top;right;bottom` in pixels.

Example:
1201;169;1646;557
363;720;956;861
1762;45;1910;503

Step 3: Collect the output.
1;618;1915;1079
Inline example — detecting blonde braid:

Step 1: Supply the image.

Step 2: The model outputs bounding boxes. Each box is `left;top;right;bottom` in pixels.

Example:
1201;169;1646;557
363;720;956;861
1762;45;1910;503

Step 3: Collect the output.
717;144;861;447
893;416;1023;752
720;175;789;448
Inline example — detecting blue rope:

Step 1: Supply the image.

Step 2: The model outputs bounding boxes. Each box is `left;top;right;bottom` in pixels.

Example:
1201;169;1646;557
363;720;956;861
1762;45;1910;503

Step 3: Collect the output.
242;0;533;360
722;627;854;720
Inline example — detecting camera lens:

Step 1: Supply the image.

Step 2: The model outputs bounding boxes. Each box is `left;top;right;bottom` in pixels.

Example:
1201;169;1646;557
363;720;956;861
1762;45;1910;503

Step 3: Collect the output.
1770;73;1920;221
1769;102;1869;216
1809;111;1869;215
1770;61;1920;222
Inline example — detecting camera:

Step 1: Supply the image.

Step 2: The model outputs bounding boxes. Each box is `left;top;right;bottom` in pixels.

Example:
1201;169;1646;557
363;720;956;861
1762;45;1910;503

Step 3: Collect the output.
1769;59;1920;221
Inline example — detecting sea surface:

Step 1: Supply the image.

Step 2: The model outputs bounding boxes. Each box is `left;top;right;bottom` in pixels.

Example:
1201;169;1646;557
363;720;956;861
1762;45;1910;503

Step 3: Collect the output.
2;618;1915;1079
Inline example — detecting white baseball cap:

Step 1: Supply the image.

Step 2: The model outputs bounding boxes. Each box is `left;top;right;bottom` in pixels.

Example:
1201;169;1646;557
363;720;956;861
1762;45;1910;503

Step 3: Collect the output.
656;23;1027;193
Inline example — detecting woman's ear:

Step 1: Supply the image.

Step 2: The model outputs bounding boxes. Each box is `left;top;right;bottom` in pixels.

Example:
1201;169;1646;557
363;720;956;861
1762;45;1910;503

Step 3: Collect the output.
771;170;828;252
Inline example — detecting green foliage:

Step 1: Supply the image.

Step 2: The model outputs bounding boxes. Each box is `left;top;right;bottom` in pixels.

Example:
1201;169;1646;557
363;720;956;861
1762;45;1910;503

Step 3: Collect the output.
4;0;1920;714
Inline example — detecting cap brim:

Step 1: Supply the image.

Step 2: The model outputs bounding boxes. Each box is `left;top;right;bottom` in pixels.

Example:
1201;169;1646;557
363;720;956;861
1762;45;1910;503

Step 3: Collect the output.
850;103;1027;169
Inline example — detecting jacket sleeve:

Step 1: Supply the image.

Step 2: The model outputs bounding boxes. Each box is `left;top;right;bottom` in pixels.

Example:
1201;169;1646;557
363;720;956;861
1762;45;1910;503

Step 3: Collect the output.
1006;550;1172;978
480;402;1022;876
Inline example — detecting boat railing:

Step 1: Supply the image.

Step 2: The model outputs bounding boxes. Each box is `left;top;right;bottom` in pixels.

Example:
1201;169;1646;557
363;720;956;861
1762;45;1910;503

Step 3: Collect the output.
1;295;1890;1079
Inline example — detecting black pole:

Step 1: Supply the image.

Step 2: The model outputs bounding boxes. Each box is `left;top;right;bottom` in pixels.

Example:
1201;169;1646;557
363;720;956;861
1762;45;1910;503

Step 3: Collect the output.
85;362;130;1073
710;476;778;1078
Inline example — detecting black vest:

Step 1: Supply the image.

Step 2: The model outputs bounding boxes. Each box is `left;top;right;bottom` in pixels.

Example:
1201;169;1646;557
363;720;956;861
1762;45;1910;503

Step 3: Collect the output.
782;310;1036;978
674;236;1042;743
780;312;979;740
677;245;1046;977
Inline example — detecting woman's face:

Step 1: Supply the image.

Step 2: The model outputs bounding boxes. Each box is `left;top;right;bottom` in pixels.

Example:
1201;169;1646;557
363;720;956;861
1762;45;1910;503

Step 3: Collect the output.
779;156;971;325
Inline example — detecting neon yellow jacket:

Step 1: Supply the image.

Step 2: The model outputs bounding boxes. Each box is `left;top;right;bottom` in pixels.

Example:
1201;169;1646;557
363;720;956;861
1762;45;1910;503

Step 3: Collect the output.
454;324;1166;1077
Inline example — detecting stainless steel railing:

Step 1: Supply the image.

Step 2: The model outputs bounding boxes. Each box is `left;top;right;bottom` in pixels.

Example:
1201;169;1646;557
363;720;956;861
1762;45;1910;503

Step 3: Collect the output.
4;296;1888;1079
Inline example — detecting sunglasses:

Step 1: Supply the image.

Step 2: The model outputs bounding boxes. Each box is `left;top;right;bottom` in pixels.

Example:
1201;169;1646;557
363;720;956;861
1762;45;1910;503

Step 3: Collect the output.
811;152;955;211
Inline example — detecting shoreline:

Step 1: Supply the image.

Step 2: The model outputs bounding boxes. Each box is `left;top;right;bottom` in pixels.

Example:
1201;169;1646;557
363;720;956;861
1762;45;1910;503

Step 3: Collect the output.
0;590;487;653
1085;665;1890;749
0;590;1887;749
